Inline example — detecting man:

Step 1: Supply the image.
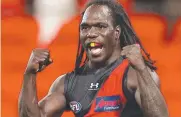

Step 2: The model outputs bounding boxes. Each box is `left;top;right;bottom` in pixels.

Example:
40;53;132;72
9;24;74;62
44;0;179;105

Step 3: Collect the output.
18;0;169;117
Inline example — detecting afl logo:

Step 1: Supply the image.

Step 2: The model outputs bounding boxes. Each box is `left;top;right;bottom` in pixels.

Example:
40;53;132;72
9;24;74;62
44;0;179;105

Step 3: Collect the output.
69;101;82;113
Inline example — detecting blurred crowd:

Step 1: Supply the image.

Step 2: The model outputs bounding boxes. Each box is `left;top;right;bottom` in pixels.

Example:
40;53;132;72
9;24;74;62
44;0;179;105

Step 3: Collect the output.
1;0;181;117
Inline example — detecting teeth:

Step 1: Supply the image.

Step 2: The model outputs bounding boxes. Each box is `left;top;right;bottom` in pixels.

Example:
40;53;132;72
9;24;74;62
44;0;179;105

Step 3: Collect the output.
89;42;102;48
90;42;95;47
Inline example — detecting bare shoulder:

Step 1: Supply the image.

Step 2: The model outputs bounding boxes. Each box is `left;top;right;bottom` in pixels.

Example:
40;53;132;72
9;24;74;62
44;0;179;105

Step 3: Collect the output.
126;66;160;93
48;74;67;94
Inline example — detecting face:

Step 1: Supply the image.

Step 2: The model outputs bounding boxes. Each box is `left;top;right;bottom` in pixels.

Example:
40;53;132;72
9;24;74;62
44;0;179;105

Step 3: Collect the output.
80;5;121;65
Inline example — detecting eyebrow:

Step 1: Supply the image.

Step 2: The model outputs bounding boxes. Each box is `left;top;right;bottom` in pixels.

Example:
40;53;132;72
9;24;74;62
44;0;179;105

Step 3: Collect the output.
80;22;108;27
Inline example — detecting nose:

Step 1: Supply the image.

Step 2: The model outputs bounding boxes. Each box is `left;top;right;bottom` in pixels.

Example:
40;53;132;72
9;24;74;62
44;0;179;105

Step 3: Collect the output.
87;27;98;38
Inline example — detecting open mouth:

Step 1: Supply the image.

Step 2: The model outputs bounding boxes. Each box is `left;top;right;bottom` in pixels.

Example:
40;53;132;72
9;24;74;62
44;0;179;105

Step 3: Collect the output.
87;42;103;56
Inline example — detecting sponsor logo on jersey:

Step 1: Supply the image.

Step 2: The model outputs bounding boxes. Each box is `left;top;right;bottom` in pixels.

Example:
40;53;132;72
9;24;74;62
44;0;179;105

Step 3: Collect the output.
95;95;122;112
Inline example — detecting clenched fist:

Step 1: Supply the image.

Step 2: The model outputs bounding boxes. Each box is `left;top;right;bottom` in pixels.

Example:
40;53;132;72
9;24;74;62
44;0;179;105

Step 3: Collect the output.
25;48;53;74
121;44;146;71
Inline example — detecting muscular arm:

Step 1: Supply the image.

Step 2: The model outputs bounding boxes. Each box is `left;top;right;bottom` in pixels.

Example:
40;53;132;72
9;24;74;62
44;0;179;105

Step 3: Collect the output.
127;67;169;117
18;74;67;117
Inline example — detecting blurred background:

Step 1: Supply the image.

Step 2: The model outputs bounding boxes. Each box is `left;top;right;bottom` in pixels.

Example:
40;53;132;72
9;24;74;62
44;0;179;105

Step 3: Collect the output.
1;0;181;117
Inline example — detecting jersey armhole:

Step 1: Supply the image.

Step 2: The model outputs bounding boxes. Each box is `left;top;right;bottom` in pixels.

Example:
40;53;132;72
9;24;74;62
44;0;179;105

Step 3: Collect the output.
64;73;70;96
122;66;135;101
64;73;72;111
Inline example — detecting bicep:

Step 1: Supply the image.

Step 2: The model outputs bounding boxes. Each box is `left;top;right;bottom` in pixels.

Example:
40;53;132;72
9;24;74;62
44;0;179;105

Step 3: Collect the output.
38;93;66;117
38;74;67;117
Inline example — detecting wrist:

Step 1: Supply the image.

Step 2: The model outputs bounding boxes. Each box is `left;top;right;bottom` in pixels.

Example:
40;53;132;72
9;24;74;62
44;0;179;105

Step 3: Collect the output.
24;67;38;75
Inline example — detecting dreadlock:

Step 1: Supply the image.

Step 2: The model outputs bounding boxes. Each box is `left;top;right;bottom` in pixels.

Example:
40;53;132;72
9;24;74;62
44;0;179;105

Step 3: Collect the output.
75;0;156;73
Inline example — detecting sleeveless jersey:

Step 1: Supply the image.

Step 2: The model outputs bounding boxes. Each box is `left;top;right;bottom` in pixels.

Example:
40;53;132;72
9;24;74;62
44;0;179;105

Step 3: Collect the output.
64;58;142;117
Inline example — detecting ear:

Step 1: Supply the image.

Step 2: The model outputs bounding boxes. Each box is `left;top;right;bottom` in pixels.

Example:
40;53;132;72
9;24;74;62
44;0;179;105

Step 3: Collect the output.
114;25;121;40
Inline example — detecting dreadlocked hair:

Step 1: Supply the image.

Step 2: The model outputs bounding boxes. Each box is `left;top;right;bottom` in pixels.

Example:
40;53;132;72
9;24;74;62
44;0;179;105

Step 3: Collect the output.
75;0;157;73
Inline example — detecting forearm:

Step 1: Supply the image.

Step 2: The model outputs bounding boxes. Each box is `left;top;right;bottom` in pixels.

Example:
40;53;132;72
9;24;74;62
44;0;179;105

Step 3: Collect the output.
136;68;169;117
18;73;41;117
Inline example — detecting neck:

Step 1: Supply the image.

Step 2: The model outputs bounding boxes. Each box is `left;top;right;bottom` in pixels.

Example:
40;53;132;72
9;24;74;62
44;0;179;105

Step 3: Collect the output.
88;49;122;70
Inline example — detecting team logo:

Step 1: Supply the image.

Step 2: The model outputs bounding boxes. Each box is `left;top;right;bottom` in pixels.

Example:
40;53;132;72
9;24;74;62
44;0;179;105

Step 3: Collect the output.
69;101;82;113
95;95;122;112
88;83;99;90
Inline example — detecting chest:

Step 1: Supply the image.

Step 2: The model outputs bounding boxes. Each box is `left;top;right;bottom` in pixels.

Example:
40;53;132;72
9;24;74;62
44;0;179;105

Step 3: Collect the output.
67;72;127;116
66;59;129;116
